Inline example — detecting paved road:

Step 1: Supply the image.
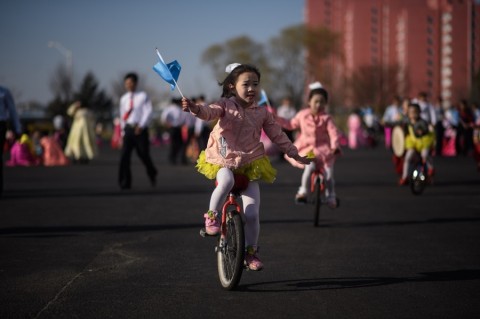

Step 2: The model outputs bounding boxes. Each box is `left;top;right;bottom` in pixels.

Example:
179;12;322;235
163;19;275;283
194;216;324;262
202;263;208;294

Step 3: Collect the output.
1;146;479;319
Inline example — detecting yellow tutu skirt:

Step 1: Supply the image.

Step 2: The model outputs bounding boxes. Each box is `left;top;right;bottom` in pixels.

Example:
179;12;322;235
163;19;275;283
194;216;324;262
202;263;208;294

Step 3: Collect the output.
196;151;277;183
405;133;435;153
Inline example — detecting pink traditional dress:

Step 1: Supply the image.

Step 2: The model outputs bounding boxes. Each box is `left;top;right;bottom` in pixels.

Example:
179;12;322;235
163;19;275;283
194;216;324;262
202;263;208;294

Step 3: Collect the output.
347;112;367;149
40;136;69;166
6;134;40;167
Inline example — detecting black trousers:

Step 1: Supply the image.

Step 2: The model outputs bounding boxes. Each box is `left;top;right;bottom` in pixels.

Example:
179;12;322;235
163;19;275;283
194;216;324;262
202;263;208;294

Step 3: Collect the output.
118;126;157;189
0;121;6;196
168;126;185;165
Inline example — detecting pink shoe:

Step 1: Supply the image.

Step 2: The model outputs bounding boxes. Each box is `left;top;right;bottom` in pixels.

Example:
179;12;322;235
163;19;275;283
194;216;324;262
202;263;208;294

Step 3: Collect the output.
327;196;337;209
245;246;263;271
204;211;220;235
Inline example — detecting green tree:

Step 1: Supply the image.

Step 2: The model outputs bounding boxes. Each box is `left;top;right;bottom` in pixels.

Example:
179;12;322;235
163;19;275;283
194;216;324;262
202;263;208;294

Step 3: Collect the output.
348;63;403;112
201;26;342;109
201;36;272;94
74;72;113;123
46;63;73;117
269;24;307;108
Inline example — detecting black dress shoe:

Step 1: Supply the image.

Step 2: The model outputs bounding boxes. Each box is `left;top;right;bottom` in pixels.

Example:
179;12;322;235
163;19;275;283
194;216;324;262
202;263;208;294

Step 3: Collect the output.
149;172;157;187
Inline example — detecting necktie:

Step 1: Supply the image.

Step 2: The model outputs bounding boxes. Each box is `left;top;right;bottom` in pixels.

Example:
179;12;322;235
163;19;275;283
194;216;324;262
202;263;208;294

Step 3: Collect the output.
123;93;134;121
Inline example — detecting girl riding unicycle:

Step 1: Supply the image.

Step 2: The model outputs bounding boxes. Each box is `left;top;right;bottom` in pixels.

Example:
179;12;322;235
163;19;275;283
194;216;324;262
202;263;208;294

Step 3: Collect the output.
181;63;311;285
398;102;435;192
276;82;342;212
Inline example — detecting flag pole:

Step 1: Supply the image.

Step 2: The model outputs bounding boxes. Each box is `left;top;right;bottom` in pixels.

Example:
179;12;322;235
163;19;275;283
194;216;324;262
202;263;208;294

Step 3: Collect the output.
155;48;184;98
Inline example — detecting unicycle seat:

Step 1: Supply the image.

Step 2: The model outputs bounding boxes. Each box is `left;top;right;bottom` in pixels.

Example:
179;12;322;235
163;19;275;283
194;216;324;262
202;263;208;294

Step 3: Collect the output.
214;173;249;196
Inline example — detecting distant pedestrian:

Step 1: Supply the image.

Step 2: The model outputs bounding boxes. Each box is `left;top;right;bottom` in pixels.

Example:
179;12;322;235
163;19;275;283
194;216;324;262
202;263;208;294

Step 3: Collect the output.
6;133;39;167
53;114;68;150
118;72;157;189
381;96;403;149
64;101;98;164
347;108;367;149
276;96;297;142
458;99;475;156
110;117;122;150
193;95;211;152
161;98;186;165
472;102;480;171
0;86;22;197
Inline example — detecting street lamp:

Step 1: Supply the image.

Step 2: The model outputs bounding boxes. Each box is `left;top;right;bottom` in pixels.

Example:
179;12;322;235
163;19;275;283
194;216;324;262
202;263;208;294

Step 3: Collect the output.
47;41;73;96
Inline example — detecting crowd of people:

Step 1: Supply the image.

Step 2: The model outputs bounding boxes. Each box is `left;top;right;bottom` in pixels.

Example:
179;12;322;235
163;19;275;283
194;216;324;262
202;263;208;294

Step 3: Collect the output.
3;99;98;169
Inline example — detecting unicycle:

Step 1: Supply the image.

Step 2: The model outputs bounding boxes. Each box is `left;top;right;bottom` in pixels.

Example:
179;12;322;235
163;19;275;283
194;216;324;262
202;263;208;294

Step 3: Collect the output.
311;169;325;227
200;174;248;290
410;160;427;195
310;168;340;227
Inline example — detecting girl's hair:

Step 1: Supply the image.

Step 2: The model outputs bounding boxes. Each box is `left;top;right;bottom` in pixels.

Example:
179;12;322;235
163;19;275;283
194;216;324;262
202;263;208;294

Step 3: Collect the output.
219;64;261;98
408;102;421;113
309;87;329;102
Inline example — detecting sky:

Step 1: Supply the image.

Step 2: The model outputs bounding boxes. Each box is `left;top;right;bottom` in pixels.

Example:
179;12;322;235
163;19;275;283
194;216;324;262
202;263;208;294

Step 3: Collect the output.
0;0;304;106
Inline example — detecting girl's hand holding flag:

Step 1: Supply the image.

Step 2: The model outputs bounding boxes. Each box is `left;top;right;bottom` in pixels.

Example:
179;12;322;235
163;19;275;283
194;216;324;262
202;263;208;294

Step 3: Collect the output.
181;97;199;113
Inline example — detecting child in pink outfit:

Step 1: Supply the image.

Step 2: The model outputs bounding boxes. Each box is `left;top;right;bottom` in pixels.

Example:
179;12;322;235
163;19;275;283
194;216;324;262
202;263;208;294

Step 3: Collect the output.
277;83;341;208
6;134;40;167
181;63;311;271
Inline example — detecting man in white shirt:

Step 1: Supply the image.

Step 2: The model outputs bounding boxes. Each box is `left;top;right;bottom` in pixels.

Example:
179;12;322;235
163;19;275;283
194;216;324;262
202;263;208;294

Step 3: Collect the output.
415;92;437;127
118;73;157;190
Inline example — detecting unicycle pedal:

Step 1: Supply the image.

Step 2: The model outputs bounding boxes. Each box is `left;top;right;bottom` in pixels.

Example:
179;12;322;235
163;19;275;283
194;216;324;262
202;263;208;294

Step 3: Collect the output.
199;228;218;237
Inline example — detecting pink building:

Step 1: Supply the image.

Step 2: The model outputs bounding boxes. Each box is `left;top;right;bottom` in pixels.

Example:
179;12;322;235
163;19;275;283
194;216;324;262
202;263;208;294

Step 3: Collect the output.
305;0;480;108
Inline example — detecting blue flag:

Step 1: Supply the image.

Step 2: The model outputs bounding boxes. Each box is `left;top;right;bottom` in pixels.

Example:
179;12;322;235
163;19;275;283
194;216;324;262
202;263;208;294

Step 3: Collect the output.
152;51;181;91
257;89;269;106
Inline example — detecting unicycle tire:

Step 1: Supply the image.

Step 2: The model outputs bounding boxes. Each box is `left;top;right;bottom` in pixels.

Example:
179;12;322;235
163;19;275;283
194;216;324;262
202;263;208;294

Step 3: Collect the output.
313;180;322;227
216;211;245;290
410;166;426;195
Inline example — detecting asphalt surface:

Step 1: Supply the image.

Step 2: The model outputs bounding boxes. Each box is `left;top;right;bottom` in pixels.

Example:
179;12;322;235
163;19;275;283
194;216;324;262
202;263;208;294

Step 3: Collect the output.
1;145;479;319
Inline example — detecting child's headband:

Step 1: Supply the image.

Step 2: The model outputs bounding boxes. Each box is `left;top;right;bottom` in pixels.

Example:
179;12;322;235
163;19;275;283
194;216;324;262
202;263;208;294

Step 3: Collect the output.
225;63;241;74
309;81;323;90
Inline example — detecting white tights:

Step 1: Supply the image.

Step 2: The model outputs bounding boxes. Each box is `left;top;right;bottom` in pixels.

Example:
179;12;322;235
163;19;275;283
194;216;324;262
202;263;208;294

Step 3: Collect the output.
401;149;432;179
209;168;260;248
298;163;336;198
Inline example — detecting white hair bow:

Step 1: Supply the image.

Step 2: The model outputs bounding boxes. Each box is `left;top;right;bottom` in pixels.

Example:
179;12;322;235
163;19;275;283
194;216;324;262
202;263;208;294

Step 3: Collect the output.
225;63;241;73
309;81;323;90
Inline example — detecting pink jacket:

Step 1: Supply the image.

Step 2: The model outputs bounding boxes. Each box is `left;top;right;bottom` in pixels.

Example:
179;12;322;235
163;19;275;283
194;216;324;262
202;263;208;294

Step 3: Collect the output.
191;97;298;169
277;108;341;168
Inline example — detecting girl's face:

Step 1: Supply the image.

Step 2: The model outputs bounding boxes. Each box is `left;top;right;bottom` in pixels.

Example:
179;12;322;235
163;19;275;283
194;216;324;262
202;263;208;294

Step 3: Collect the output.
233;72;259;107
308;93;327;115
407;106;420;121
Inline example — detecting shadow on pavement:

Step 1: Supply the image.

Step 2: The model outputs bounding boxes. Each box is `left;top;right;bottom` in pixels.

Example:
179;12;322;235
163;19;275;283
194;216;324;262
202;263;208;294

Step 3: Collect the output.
238;269;480;292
